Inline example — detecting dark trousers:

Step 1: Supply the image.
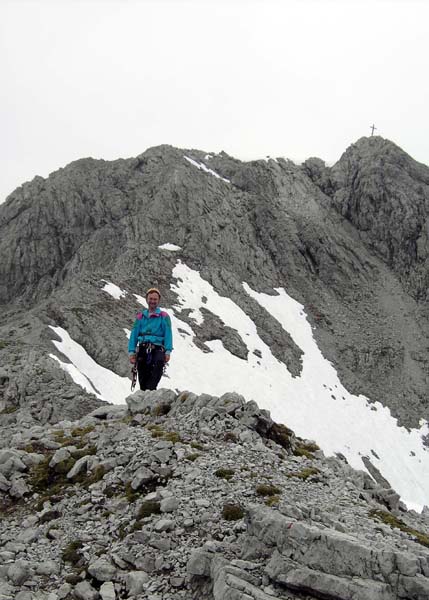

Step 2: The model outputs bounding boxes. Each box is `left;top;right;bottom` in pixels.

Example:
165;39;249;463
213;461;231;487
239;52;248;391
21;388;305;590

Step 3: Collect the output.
137;344;165;391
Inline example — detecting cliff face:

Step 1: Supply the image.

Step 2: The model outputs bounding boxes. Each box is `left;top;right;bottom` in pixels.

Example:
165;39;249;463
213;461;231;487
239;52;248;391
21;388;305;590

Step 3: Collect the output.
331;137;429;303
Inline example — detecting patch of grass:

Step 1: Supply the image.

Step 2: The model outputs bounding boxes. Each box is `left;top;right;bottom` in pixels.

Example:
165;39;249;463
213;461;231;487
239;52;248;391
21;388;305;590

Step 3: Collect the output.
23;441;52;455
288;467;320;481
52;426;95;449
151;429;164;438
0;340;10;349
265;495;280;507
130;519;143;533
0;406;17;415
117;524;128;540
104;484;120;498
293;448;315;459
0;497;21;516
51;430;77;448
29;455;64;493
215;468;234;481
71;425;95;437
85;465;106;486
52;457;77;476
150;427;181;444
190;441;205;451
267;423;294;451
62;540;84;565
256;484;281;497
34;494;63;512
163;431;181;444
294;441;320;459
72;445;97;460
137;500;161;518
222;503;244;521
147;424;163;431
29;448;103;495
152;403;171;416
369;510;429;548
185;453;200;462
147;424;182;444
124;482;140;503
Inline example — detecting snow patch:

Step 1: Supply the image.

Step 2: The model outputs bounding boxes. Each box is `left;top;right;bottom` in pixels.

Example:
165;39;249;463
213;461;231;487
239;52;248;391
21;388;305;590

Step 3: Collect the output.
49;326;131;404
184;156;230;183
49;354;102;398
101;280;127;300
133;294;148;308
159;243;182;252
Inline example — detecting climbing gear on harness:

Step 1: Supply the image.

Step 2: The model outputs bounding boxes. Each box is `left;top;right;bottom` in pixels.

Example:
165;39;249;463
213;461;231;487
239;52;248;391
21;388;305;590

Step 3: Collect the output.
131;363;138;391
144;342;156;364
139;342;165;366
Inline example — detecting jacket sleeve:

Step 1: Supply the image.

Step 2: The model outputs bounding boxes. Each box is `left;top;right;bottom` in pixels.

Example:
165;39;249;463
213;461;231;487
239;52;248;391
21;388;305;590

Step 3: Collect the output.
128;319;140;354
163;314;173;354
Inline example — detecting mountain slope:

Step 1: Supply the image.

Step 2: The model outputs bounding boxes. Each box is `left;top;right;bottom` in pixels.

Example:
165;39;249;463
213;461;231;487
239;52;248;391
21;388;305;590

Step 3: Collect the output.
0;138;428;509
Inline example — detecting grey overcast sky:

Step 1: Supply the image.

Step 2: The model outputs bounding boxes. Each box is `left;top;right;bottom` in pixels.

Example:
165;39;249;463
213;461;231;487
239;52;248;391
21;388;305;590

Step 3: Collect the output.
1;0;428;203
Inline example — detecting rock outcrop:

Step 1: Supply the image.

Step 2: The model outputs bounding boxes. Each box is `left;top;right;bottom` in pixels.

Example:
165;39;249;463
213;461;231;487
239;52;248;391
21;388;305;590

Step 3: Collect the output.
330;137;429;302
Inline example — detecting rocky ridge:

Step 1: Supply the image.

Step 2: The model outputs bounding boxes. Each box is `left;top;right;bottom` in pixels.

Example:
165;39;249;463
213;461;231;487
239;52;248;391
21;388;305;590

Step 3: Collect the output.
1;389;429;600
0;137;428;432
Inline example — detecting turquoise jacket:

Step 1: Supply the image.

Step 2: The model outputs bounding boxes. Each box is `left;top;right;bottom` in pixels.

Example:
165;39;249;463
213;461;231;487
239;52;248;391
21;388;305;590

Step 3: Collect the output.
128;308;173;355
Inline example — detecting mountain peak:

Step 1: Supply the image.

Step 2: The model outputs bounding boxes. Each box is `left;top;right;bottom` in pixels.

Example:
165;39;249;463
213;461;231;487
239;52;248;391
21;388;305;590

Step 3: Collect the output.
335;136;413;167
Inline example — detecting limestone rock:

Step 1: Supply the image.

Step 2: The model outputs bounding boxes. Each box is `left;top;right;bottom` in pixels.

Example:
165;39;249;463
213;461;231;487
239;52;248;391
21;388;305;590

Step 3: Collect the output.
125;571;149;595
87;558;116;583
73;581;100;600
7;560;33;585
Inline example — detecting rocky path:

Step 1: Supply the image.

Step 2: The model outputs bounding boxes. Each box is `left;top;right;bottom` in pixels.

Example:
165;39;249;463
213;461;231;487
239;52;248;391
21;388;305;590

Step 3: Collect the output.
1;389;429;599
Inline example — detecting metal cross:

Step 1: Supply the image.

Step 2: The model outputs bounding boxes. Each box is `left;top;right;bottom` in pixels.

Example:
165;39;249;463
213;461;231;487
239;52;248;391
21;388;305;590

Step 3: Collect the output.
370;124;377;136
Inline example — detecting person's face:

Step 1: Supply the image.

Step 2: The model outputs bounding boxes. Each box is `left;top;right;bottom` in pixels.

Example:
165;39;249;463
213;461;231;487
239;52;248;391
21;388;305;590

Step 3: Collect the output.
147;292;160;311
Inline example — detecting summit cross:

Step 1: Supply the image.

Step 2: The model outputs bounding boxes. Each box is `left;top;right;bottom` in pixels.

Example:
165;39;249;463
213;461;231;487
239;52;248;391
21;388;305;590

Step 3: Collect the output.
370;124;377;136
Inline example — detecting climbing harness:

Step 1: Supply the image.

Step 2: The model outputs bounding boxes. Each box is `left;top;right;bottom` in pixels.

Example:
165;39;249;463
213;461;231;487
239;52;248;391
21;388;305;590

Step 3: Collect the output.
131;342;167;390
144;342;156;365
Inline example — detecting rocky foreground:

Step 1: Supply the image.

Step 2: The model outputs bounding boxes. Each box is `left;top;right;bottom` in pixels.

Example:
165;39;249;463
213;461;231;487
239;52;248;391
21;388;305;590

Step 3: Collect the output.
1;390;429;600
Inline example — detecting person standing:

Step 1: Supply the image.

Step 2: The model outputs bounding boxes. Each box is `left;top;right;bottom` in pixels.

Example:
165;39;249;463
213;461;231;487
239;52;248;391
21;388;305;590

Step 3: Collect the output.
128;288;173;390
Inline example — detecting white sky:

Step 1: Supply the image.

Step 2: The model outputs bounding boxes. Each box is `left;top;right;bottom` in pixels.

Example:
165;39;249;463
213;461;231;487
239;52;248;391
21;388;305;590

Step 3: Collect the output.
1;0;429;203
